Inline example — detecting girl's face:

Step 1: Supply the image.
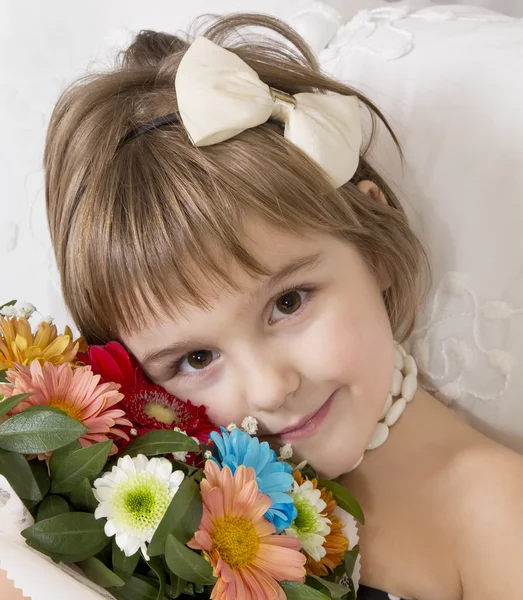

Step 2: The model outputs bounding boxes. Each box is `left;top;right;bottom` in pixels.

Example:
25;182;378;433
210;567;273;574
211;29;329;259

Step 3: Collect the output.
122;215;395;479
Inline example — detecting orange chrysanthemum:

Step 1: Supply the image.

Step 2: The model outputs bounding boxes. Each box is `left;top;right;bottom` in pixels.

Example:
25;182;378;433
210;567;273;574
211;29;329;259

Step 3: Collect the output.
0;316;85;370
0;361;131;459
293;471;348;577
188;461;306;600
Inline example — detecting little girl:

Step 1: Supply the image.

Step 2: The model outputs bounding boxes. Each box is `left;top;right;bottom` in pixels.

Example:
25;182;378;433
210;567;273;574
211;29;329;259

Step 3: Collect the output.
4;12;523;600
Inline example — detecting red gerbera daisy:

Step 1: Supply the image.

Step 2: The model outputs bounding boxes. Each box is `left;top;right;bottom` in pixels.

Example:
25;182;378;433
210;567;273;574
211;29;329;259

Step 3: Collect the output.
78;342;218;450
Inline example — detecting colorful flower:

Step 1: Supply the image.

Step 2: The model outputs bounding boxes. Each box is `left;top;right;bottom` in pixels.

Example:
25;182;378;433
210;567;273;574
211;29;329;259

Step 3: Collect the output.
93;454;185;559
79;342;217;448
293;471;348;576
188;460;306;600
284;473;332;562
210;427;297;531
0;316;83;370
0;361;131;458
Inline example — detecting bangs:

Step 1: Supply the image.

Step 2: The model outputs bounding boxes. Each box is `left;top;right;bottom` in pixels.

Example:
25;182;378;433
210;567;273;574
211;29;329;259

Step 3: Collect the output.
66;123;336;343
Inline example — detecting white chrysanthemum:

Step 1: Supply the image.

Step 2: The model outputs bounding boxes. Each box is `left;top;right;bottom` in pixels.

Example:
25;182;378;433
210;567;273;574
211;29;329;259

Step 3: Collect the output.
241;416;258;435
93;454;184;560
285;479;331;562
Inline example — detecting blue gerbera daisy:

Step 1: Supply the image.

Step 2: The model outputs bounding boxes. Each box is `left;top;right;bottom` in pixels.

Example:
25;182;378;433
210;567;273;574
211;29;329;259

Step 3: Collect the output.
209;427;297;531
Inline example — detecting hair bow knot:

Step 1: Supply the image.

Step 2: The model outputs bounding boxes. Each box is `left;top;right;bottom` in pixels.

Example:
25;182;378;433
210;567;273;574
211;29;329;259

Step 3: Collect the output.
175;36;362;187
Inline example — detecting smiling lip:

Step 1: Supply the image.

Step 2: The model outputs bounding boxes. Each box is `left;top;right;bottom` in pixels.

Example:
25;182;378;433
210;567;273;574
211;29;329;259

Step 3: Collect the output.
275;392;336;442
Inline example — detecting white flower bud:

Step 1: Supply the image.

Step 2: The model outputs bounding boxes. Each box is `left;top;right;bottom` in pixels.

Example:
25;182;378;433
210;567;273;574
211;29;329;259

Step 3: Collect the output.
279;443;293;460
204;450;213;460
241;416;258;435
172;451;188;463
0;305;17;317
226;423;237;432
15;301;37;318
130;428;138;437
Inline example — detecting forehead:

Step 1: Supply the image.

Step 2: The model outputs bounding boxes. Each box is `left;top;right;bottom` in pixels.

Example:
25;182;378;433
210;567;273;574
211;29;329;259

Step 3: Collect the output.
122;216;329;349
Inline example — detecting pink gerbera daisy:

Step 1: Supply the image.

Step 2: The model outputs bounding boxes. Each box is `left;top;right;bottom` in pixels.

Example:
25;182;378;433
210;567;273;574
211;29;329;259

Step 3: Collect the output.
188;461;306;600
0;361;132;458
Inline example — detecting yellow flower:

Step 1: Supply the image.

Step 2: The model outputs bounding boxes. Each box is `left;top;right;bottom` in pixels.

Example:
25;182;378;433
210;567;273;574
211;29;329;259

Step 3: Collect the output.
0;316;84;370
293;471;348;577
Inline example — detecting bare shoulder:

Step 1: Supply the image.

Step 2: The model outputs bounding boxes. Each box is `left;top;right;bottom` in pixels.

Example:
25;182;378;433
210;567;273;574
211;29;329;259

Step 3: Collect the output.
448;441;523;599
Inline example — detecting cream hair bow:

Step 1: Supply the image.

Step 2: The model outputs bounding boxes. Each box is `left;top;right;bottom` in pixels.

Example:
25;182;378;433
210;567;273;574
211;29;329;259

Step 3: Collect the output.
175;36;362;188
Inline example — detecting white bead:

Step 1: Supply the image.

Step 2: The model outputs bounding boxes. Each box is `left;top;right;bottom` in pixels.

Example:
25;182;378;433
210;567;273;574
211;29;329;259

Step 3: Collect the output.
380;393;393;420
385;397;406;426
394;348;404;370
402;373;417;402
404;355;417;377
397;344;407;358
349;454;364;471
368;422;389;450
391;369;403;396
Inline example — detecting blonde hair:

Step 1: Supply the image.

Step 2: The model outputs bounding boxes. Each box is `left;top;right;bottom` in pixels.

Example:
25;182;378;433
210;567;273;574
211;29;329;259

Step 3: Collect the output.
44;13;429;345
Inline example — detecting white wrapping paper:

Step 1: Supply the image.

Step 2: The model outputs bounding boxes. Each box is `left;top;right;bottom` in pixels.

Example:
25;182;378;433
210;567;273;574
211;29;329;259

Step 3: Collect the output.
0;475;110;600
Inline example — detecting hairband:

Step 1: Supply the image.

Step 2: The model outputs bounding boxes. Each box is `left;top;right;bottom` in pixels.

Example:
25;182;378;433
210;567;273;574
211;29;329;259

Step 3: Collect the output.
120;36;362;188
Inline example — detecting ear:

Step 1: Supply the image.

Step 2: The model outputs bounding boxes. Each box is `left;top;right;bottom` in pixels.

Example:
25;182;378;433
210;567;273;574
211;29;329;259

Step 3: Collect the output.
356;180;392;290
356;180;388;206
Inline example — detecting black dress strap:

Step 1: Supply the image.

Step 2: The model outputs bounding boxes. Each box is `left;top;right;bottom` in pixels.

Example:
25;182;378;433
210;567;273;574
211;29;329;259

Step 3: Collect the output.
357;585;404;599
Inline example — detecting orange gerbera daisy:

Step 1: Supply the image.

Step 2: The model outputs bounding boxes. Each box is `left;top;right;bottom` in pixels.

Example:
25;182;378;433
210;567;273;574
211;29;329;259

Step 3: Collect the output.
293;471;348;577
188;461;306;600
0;361;131;459
0;316;84;370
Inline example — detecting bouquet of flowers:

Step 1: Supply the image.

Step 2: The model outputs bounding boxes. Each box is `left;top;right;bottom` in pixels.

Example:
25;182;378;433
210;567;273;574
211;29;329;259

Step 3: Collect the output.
0;300;363;600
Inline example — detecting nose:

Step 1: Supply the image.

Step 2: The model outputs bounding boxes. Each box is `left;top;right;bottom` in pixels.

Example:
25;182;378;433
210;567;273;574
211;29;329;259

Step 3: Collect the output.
237;341;301;413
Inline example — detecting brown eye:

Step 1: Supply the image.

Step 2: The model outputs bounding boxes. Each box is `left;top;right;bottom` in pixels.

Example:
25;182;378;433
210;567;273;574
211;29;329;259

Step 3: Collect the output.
275;290;303;315
187;350;213;370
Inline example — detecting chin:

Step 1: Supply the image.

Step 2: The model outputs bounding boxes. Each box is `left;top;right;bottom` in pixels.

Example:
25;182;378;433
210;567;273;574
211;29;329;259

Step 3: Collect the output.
296;445;362;480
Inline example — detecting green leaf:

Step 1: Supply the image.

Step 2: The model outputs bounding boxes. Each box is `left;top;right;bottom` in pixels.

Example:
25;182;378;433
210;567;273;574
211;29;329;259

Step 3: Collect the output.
0;450;47;502
147;556;167;600
69;477;98;512
307;574;350;599
112;539;140;581
30;459;50;498
167;572;187;599
108;576;168;600
22;512;110;562
280;581;331;599
344;545;360;579
317;480;365;524
49;440;82;473
0;371;7;383
0;299;17;310
0;393;33;419
121;430;198;458
51;440;112;493
78;556;125;588
0;406;88;454
149;477;202;556
164;534;216;585
36;495;70;522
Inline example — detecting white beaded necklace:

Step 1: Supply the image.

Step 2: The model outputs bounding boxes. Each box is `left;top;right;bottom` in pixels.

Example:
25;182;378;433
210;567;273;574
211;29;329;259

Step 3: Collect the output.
349;342;418;471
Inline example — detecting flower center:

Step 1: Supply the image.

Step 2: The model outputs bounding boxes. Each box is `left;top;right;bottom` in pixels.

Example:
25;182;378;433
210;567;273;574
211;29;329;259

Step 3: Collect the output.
48;397;84;421
293;495;320;533
212;517;259;569
144;402;178;425
112;472;173;534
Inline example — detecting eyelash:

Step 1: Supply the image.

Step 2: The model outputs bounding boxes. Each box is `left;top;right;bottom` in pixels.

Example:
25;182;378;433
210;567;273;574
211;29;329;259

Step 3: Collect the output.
169;283;317;380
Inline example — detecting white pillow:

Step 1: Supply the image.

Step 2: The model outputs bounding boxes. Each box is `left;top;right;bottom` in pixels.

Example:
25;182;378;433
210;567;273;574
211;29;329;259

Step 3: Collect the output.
315;4;523;453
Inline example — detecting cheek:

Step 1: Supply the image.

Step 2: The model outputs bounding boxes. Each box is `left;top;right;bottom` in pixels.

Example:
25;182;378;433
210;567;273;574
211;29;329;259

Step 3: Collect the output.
308;288;394;401
161;379;244;429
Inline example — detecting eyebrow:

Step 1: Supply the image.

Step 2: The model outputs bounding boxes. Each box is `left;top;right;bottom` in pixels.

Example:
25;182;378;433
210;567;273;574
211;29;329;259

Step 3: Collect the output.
141;252;322;370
